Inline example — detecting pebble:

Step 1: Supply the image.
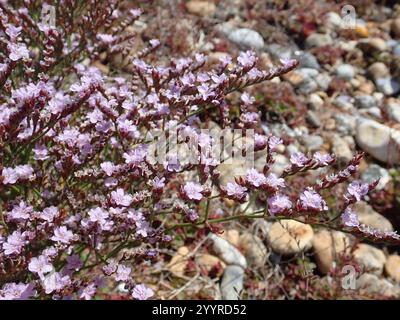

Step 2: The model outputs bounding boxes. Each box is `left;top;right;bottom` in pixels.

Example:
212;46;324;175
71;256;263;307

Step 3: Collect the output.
266;220;314;255
301;135;324;151
305;33;333;48
375;77;400;96
220;265;244;300
385;255;400;282
335;64;355;80
238;233;268;267
385;100;400;123
353;201;393;232
367;62;390;80
333;95;354;111
354;95;378;109
312;229;351;274
299;51;320;70
355;118;400;164
334;113;356;135
167;246;190;277
353;244;386;275
186;1;216;17
329;133;353;165
306;110;321;128
209;234;247;268
228;28;265;50
361;164;392;190
196;254;226;276
357;273;400;297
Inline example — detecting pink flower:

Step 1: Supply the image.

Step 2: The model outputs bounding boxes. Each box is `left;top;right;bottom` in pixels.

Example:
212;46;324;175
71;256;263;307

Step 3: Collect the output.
1;167;19;184
28;255;53;278
298;189;328;212
265;173;285;191
5;25;22;40
237;50;256;68
39;206;59;222
346;181;369;201
0;282;34;300
245;168;267;188
254;134;267;150
290;152;309;167
3;231;26;256
219;54;232;66
8;201;33;221
241;92;255;105
313;152;334;166
66;254;83;271
51;226;75;244
267;194;292;215
100;162;116;176
197;83;214;100
33;144;49;161
96;33;115;44
117;119;140;139
111;188;133;207
2;165;34;184
131;284;154;300
225;182;248;202
279;58;298;69
268;136;283;152
79;283;97;300
182;182;204;201
123;146;147;165
341;208;360;228
88;207;109;224
8;43;29;61
42;272;71;294
114;264;131;282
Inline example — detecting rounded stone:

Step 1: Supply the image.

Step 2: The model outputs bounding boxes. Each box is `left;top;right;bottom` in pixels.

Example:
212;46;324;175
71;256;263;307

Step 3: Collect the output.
266;220;314;255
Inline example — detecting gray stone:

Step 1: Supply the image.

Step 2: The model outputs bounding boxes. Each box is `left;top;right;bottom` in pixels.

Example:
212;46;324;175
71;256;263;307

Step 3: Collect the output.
360;107;382;119
394;44;400;57
354;95;378;109
361;164;391;190
299;51;320;70
335;64;355;80
228;28;265;50
238;233;268;267
298;78;318;94
385;101;400;123
376;77;400;96
333;95;354;111
315;73;332;91
354;201;393;232
301;135;324;151
334;113;356;135
305;33;333;48
355;118;400;164
267;43;296;60
220;265;244;300
306;110;321;128
297;67;319;78
324;12;343;30
357;273;400;297
209;234;247;268
307;93;324;110
330;134;353;165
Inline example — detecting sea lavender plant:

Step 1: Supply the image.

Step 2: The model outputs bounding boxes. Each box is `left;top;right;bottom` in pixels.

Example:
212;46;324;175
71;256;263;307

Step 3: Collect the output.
0;1;398;300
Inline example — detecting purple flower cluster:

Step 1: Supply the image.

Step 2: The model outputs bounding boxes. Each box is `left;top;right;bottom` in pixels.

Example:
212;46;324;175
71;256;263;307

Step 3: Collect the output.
0;2;397;301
